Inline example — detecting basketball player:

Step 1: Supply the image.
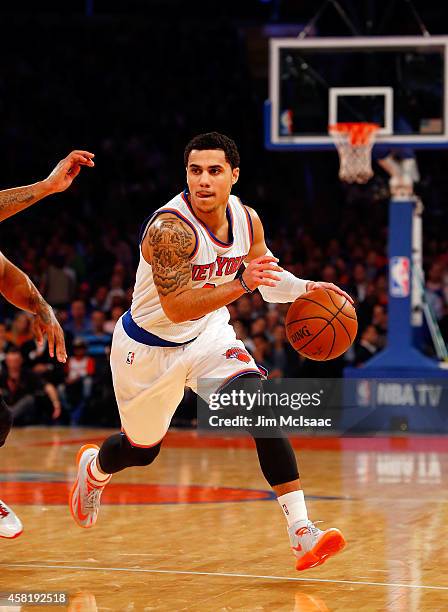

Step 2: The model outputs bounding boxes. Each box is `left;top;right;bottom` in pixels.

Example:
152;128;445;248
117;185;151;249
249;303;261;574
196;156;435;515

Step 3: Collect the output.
0;149;94;538
70;133;352;571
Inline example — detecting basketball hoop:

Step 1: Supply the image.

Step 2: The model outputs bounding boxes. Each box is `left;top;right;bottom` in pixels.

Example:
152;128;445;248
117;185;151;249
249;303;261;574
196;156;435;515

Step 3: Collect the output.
329;123;379;184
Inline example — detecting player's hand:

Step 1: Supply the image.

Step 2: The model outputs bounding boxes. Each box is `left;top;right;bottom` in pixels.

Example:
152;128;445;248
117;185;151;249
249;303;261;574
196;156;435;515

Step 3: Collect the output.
33;304;67;363
43;150;95;194
305;281;354;304
242;255;283;290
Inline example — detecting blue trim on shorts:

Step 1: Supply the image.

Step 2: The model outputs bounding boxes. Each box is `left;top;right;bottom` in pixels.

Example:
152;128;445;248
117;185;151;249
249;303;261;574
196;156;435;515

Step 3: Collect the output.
122;310;196;347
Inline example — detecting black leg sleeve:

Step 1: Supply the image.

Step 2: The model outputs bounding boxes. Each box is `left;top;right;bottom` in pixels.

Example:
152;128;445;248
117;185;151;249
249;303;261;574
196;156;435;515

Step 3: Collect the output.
253;436;299;487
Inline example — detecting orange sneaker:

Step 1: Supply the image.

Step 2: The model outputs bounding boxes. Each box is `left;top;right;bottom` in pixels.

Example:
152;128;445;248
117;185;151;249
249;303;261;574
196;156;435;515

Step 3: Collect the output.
69;444;111;528
288;520;346;571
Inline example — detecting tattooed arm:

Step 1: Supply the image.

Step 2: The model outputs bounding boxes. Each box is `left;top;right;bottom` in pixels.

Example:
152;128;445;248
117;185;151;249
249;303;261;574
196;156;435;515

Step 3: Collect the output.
142;214;245;323
0;150;94;222
142;214;281;324
0;253;66;362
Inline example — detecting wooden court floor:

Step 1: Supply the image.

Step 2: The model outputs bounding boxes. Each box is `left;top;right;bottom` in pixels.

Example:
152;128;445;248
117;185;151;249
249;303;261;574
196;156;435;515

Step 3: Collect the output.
0;428;447;611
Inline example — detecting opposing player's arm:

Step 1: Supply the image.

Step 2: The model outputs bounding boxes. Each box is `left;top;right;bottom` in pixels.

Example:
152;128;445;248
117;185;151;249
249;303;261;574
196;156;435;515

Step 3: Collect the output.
143;214;282;324
244;206;353;303
0;252;66;361
0;150;94;223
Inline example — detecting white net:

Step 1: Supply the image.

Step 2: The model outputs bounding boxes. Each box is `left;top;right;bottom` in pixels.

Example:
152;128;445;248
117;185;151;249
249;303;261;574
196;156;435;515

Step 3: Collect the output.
329;123;379;184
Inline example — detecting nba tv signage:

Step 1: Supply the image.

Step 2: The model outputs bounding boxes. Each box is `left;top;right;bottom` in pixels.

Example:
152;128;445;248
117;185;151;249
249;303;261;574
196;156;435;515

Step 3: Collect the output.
356;380;443;408
343;378;448;433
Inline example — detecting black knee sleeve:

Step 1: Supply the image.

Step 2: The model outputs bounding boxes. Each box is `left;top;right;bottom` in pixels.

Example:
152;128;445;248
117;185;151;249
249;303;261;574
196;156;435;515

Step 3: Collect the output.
222;374;299;487
98;433;162;474
0;398;13;447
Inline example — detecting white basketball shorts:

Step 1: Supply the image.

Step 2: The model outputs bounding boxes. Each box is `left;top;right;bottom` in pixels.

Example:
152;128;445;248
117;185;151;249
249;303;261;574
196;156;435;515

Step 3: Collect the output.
110;313;261;447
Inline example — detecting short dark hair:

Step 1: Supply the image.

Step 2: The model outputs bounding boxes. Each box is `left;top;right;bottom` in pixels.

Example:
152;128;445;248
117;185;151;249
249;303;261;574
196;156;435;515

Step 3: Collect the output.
6;346;21;355
184;132;240;169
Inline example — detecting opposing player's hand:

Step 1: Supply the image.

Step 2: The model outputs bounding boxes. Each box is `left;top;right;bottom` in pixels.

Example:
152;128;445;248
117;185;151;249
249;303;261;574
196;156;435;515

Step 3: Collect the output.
33;305;67;363
305;281;354;304
44;150;95;194
242;255;283;291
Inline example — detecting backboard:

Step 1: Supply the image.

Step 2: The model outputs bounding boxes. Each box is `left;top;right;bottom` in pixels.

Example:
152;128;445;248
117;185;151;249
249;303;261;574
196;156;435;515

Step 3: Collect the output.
266;36;448;151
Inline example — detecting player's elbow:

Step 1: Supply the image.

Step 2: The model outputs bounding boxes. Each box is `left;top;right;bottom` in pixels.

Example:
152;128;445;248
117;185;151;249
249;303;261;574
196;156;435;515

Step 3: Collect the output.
167;311;186;324
161;303;186;324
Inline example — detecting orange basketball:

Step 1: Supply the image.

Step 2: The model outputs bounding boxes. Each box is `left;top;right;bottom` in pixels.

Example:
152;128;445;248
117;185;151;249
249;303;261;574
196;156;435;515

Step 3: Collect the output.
285;288;357;361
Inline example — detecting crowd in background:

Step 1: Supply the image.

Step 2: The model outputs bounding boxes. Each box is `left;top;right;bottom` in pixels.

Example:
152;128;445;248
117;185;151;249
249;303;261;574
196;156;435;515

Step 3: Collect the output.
0;15;447;427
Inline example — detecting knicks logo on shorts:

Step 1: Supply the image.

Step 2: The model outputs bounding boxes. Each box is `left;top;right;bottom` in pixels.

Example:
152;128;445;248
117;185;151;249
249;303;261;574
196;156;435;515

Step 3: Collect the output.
224;347;251;363
126;351;135;365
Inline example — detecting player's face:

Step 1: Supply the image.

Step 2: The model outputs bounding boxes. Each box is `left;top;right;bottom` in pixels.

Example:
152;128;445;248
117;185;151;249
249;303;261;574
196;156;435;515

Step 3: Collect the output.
186;149;239;213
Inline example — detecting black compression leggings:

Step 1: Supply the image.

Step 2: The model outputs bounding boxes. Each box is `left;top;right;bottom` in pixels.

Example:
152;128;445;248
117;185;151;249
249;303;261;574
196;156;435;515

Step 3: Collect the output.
228;374;299;486
98;375;299;487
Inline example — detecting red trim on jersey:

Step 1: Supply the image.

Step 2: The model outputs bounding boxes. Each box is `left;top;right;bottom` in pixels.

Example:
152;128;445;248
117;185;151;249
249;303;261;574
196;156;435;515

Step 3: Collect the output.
150;208;200;259
216;368;262;393
182;190;234;248
238;199;254;247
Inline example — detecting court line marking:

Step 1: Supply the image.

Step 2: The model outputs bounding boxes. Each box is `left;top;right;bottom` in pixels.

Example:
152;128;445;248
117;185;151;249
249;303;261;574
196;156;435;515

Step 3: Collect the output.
3;563;448;591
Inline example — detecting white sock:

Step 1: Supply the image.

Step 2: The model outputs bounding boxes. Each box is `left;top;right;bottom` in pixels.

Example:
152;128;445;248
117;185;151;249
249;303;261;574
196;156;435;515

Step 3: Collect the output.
88;455;111;482
277;490;308;528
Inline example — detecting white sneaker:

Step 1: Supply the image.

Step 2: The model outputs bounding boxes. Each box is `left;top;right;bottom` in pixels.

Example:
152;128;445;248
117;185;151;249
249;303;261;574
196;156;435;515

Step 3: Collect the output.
0;499;23;538
288;520;346;571
69;444;111;529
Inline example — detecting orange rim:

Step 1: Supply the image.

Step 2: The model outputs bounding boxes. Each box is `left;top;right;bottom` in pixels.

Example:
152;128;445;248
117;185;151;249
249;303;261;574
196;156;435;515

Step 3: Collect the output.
329;122;379;146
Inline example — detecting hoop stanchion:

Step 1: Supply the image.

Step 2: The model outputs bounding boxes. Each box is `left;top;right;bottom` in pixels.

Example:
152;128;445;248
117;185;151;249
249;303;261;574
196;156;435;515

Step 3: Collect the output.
329;122;379;184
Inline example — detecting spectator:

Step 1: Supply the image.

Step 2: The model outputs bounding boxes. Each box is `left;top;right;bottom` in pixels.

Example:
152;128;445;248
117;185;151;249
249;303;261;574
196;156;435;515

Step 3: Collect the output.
60;337;95;425
235;295;253;327
426;262;445;320
54;309;74;355
104;305;125;335
104;272;126;312
271;324;288;377
0;347;61;424
227;303;238;322
90;286;109;312
40;254;75;309
82;310;112;358
355;325;379;366
321;264;338;284
21;336;65;387
0;323;13;365
64;300;92;337
5;313;34;348
251;292;266;319
232;320;254;353
350;263;369;303
251;317;267;336
252;333;273;374
265;308;280;337
372;304;388;349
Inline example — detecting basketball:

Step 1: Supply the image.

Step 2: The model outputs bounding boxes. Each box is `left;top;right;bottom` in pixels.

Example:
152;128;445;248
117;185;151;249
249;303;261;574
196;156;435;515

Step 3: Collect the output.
285;288;357;361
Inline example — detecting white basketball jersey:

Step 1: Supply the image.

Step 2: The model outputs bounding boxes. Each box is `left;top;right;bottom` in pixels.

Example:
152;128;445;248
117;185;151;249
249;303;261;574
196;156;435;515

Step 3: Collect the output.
130;190;253;343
